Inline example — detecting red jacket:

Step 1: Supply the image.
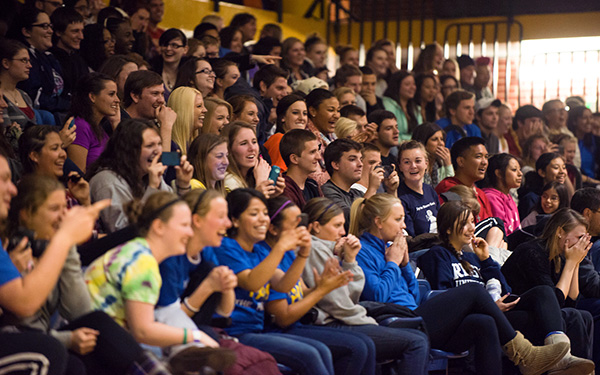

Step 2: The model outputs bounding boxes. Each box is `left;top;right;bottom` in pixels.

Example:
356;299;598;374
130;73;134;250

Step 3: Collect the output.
435;177;493;222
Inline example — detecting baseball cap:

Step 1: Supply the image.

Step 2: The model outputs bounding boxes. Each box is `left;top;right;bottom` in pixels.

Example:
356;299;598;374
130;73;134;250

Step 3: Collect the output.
475;98;501;113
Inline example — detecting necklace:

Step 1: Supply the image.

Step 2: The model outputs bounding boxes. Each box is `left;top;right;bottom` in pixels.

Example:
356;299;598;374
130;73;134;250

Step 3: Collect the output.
4;89;22;106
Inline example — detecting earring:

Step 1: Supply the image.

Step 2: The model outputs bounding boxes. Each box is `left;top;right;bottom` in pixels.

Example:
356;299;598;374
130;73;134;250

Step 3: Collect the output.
558;235;562;239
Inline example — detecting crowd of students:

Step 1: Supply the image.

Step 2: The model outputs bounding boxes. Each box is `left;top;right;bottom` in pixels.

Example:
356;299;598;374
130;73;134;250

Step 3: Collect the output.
1;0;600;374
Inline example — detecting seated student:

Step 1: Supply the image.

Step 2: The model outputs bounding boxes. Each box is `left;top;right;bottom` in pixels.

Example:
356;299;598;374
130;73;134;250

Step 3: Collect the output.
571;188;600;369
520;134;555;176
210;59;239;100
416;201;593;374
260;197;377;375
351;142;383;194
302;198;429;375
251;64;290;143
88;119;193;233
0;154;107;375
505;105;545;158
187;134;228;192
415;73;438;123
502;208;596;367
221;121;284;196
481;153;523;236
334;64;366;111
122;70;177;150
435;136;493;221
521;181;569;228
19;125;90;207
553;134;586;188
5;175;170;375
437;90;480;148
156;189;280;375
305;88;341;185
280;129;323;209
12;7;71;114
517;152;571;220
340;105;368;133
174;57;215;99
167;86;207;154
382;70;422;141
359;66;385;116
568;105;600;182
49;7;88;98
201;189;336;375
368;109;400;169
202;97;232;135
264;94;307;171
411;122;454;187
475;98;501;155
85;191;236;373
351;195;576;375
397;140;439;237
322;139;399;230
67;73;120;173
99;55;139;103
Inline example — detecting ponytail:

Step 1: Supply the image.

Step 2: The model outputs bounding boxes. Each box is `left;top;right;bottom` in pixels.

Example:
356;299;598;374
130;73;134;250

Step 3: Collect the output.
348;197;366;236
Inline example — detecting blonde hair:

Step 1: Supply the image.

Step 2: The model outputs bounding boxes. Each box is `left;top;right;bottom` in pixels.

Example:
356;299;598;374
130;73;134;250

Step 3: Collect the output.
203;97;233;135
349;193;401;236
334;117;358;139
333;86;355;100
167;86;202;155
183;189;224;217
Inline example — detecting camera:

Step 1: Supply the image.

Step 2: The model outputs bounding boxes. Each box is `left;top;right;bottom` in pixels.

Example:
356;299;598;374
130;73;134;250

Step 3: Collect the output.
7;228;48;258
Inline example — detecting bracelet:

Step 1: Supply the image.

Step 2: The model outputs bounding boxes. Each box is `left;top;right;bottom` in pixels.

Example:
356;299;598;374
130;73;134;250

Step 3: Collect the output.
297;253;309;258
176;184;191;190
192;330;203;343
183;297;200;313
183;328;188;344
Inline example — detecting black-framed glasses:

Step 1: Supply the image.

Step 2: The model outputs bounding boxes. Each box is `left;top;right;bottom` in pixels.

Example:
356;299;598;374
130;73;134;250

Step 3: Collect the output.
31;23;54;30
11;58;31;64
163;43;184;49
44;0;64;8
196;68;215;76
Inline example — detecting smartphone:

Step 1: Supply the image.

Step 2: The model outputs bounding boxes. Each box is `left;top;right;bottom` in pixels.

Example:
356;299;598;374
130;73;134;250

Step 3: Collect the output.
161;152;181;166
68;118;76;129
382;165;394;178
298;213;309;228
504;294;520;303
68;173;82;184
268;166;281;185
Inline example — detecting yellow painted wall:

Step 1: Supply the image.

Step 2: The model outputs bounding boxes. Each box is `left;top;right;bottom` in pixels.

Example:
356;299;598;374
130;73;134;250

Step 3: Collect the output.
160;0;327;40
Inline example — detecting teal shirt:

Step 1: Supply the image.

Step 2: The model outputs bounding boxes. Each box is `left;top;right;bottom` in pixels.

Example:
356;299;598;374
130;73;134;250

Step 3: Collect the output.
381;96;423;141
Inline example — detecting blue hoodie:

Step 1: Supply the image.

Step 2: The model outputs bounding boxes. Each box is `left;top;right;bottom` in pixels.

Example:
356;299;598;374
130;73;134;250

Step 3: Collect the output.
356;232;419;310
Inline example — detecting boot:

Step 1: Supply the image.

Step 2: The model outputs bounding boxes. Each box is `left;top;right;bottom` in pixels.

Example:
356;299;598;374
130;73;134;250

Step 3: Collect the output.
128;350;173;375
545;332;595;375
168;345;236;375
502;331;569;375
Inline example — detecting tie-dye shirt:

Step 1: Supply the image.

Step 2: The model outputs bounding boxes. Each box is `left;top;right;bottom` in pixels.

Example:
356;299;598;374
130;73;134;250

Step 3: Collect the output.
84;237;161;328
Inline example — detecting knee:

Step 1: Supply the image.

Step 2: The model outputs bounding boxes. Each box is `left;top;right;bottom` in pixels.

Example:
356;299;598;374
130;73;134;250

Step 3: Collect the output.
466;314;497;335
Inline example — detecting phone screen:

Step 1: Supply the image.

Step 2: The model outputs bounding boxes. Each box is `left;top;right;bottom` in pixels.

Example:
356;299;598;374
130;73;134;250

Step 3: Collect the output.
161;152;181;166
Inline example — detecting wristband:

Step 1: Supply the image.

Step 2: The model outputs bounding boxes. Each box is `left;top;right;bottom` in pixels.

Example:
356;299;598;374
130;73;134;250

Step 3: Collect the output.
183;297;200;313
192;330;203;343
183;328;188;344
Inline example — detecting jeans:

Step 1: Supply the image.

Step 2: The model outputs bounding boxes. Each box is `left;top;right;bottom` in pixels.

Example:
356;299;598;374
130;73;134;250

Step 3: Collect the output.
238;332;334;375
285;324;376;375
577;297;600;367
325;322;429;375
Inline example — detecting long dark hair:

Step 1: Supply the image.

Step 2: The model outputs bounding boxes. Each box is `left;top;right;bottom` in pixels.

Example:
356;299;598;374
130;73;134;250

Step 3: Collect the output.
384;70;419;132
415;73;437;122
87;119;160;199
484;153;519;189
437;201;474;274
70;72;115;140
18;125;60;175
276;94;305;133
535;181;569;213
519;152;563;196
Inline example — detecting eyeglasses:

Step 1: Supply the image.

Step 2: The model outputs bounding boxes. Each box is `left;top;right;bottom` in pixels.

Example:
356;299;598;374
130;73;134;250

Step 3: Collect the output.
196;68;215;76
31;23;54;30
163;43;184;49
44;0;64;8
11;58;31;64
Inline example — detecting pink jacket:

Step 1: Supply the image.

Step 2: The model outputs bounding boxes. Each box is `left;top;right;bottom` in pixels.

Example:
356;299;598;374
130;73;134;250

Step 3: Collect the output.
482;187;521;235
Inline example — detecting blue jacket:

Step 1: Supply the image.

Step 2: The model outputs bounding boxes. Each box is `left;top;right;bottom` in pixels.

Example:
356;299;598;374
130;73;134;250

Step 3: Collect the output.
436;117;482;149
418;245;511;295
356;232;419;310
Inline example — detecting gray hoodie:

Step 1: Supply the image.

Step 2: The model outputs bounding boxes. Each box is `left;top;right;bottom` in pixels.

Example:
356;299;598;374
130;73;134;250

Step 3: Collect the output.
303;236;377;326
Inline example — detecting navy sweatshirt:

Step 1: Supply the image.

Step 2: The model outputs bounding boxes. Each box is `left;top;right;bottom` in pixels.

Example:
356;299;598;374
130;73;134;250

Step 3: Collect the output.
398;181;439;237
417;245;511;295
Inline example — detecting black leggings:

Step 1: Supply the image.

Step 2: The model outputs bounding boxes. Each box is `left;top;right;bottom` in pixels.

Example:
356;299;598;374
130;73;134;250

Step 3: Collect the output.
414;283;515;375
0;331;68;375
60;310;144;375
